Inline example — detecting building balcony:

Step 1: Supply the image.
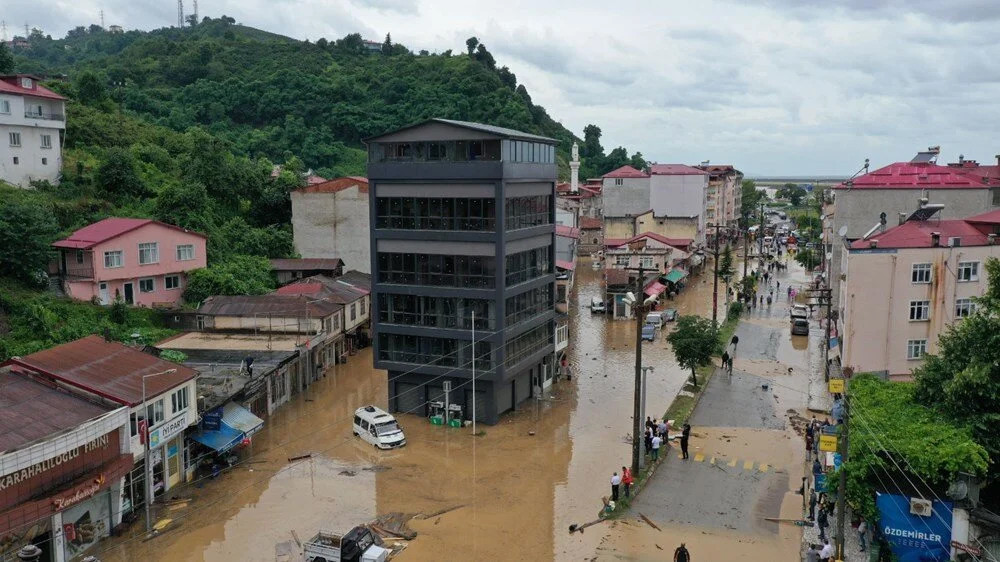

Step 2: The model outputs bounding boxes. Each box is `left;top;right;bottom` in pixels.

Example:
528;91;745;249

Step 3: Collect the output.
25;111;65;122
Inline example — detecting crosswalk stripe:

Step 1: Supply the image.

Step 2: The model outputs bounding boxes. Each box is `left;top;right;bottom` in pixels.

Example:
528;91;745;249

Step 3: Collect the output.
743;460;754;470
759;464;769;472
694;453;705;462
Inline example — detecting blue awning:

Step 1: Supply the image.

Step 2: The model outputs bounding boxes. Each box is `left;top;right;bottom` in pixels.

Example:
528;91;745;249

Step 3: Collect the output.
222;403;264;438
189;423;244;453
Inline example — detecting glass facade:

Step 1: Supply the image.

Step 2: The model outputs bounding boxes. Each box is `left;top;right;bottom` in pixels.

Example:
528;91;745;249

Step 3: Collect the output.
504;322;554;368
378;253;496;288
370;140;502;162
505;246;551;286
501;140;556;164
505;285;553;327
505;195;551;230
375;197;496;231
378;294;495;330
379;333;493;371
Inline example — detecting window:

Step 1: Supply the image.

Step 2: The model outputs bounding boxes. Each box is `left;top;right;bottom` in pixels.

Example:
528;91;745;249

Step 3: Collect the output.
908;300;929;321
138;242;159;264
640;256;655;269
76;250;84;264
165;275;180;290
40;134;51;149
20;77;32;89
377;252;497;289
11;157;17;165
129;412;140;437
955;298;976;318
350;303;357;321
615;255;630;266
505;195;552;230
615;178;624;186
139;278;155;293
957;261;979;282
41;157;47;165
9;132;20;147
360;297;366;316
0;100;9;114
104;250;123;268
176;244;195;261
906;339;927;360
170;386;189;414
146;400;165;424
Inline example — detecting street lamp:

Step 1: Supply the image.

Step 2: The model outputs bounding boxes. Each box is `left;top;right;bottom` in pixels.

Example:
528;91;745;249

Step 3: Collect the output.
142;368;177;535
623;290;657;476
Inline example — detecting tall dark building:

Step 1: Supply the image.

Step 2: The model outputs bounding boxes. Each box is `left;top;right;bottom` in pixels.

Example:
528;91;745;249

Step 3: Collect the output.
367;119;558;424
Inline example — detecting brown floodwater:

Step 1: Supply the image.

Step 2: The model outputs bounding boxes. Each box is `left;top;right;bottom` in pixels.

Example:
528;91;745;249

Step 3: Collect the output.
96;258;719;562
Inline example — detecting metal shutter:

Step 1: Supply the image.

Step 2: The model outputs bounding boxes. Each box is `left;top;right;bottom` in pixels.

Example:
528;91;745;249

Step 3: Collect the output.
395;383;425;416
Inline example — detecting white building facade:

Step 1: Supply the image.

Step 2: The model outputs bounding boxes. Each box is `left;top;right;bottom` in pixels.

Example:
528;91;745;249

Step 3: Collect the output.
291;177;371;273
0;75;66;187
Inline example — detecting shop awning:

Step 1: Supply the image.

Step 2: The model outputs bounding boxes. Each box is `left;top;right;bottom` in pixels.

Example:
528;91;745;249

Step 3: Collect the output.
644;281;667;297
222;402;264;438
189;423;244;453
664;269;688;283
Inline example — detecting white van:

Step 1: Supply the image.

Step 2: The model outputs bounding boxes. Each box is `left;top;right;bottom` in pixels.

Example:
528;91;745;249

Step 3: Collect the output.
590;297;606;313
353;406;406;449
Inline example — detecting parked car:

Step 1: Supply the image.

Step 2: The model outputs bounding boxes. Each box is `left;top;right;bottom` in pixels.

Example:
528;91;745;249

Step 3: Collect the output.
645;311;666;329
662;308;678;322
353;405;406;449
791;318;810;336
641;325;656;342
590;297;606;313
790;304;809;319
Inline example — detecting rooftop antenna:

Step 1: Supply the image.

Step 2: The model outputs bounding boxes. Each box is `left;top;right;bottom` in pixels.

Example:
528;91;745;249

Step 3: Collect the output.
25;23;29;38
1;21;7;42
100;10;105;30
193;0;199;23
177;0;184;27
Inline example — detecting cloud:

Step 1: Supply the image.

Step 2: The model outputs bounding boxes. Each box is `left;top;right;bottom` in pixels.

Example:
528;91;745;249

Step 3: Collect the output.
347;0;420;15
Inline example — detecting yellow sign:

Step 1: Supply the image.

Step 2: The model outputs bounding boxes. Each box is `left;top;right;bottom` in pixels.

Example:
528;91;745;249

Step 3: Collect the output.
829;379;845;394
820;434;838;453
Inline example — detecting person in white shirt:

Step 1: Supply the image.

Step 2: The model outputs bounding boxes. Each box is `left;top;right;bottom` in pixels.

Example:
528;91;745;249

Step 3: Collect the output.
610;472;622;501
651;434;663;461
819;539;833;562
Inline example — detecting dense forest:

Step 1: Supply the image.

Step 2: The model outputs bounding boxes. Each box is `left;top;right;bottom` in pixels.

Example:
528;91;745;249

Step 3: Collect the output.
0;17;645;360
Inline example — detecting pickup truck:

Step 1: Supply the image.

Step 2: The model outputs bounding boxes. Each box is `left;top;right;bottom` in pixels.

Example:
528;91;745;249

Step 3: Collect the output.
303;526;385;562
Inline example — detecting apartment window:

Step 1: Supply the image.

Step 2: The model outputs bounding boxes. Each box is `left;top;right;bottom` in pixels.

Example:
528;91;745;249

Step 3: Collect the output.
170;386;189;414
908;300;930;321
138;242;159;264
505;246;551;286
504;321;554;369
350;303;357;321
9;132;20;147
615;178;624;186
640;256;655;269
20;77;32;89
165;275;180;290
41;157;47;165
139;277;155;293
129;412;140;437
377;252;497;289
957;261;979;282
359;298;366;316
955;298;976;318
615;255;630;266
11;157;17;165
176;244;195;261
146;400;165;424
76;250;84;264
375;197;496;231
379;294;495;330
0;100;9;114
505;285;552;326
505;195;552;230
906;339;927;360
104;250;123;268
40;134;52;149
992;187;1000;207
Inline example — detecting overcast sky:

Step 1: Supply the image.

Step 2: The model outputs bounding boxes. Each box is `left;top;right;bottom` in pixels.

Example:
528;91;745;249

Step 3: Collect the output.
9;0;1000;175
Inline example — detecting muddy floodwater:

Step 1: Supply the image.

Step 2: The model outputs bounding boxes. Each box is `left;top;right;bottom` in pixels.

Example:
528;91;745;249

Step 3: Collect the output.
97;259;719;562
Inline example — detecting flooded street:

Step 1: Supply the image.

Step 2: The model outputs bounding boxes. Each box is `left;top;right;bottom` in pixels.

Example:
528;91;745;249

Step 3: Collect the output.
98;258;719;562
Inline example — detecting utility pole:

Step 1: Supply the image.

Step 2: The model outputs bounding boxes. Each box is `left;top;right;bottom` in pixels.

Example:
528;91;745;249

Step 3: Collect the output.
624;263;650;477
835;391;850;560
742;213;749;280
809;287;833;381
758;202;766;260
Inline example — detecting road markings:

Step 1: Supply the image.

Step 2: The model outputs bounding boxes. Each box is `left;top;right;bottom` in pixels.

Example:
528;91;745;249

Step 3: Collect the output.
694;453;705;462
759;463;769;472
727;459;738;468
743;460;754;470
709;457;716;465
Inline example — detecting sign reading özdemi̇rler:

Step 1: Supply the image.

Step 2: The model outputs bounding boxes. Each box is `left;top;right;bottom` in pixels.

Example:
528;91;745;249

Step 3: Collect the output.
876;492;953;562
0;434;112;491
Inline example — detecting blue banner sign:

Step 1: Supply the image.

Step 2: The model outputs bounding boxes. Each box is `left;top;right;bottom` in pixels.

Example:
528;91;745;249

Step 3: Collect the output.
876;493;952;561
202;409;222;431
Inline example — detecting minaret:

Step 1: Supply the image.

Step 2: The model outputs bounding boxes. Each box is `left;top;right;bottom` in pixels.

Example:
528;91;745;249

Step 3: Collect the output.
570;141;580;194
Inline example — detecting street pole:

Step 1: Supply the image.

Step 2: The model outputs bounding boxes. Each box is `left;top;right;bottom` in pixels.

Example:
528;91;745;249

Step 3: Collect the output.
629;264;647;477
711;224;720;325
835;392;850;560
471;310;476;435
824;289;832;381
742;213;749;280
758;202;765;259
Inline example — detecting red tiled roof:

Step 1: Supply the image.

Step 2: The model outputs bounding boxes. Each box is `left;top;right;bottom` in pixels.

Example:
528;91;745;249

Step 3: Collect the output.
272;275;370;300
605;268;631;286
294;177;369;194
199;294;345;317
603;165;649;179
849;219;989;250
556;225;581;239
965;209;1000;224
605;232;693;250
579;216;602;230
7;335;198;407
834;162;998;190
306;174;328;185
269;258;344;271
0;75;67;100
556;259;576;271
649;164;709;176
697;164;736;174
52;217;206;250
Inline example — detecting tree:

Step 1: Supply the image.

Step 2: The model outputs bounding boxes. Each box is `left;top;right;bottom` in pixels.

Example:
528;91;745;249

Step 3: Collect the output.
381;33;392;55
0;43;14;74
0;198;58;284
914;258;1000;478
465;36;479;56
96;147;147;197
75;71;107;105
666;315;719;389
776;183;808;206
740;179;766;220
794;248;817;271
629;152;648;172
182;255;276;304
474;44;496;69
582;124;604;159
719;244;735;296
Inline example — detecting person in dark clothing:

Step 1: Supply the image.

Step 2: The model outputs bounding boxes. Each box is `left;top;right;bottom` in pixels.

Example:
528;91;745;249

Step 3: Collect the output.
644;428;653;456
816;506;829;541
808;489;817;521
680;424;691;459
673;543;690;562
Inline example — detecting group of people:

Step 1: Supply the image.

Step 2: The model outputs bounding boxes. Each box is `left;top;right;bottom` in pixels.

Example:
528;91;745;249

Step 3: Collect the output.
642;417;692;461
805;416;832;462
609;466;634;502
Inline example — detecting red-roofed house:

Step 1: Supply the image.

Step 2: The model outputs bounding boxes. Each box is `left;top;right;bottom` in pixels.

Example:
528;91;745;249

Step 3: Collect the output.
828;150;1000;317
603;162;710;246
603;232;691;284
1;75;66;187
51;218;207;306
841;207;1000;379
291;177;371;273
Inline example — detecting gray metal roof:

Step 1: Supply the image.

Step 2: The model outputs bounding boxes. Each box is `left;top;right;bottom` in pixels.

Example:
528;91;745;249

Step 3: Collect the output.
365;118;557;144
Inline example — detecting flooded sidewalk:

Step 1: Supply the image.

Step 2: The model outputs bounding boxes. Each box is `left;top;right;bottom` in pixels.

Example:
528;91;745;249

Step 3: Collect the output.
94;258;718;562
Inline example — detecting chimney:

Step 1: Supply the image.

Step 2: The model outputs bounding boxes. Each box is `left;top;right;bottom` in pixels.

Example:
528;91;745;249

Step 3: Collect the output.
869;240;878;248
898;212;907;226
995;154;999;166
931;232;941;247
958;154;965;165
988;233;997;245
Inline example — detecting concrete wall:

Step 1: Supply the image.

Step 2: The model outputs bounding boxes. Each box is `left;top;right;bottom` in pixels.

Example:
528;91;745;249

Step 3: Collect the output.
603;177;651;216
842;244;1000;378
0;93;64;187
634;212;699;242
650;174;707;225
605;217;636;239
291;186;371;273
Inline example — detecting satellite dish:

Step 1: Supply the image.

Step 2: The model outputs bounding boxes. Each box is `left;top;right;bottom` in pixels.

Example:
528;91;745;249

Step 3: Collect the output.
838;226;848;237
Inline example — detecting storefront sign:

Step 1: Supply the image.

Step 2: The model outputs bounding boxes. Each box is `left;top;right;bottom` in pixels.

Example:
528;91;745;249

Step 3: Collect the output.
149;413;188;448
819;434;838;452
51;474;105;510
0;434;111;492
877;493;952;562
951;540;981;556
203;410;222;430
828;378;844;393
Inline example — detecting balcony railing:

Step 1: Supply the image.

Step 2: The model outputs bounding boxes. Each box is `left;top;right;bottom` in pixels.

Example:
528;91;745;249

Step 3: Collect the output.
25;111;65;121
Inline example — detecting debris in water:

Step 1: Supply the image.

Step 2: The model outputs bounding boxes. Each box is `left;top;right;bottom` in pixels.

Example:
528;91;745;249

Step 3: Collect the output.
362;465;391;472
528;431;535;436
288;454;312;462
639;513;662;532
339;470;357;477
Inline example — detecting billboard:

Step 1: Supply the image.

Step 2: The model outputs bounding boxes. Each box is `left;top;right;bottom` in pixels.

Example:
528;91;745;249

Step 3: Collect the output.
876;493;953;562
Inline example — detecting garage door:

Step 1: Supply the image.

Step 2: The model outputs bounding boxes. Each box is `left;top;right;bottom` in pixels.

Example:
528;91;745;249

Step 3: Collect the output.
395;382;424;416
464;389;489;423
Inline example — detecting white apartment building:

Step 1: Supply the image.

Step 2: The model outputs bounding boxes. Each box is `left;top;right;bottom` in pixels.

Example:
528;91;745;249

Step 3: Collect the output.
291;177;371;273
0;74;66;187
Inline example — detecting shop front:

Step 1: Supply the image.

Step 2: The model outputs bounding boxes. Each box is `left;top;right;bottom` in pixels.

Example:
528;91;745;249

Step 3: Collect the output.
187;402;264;479
146;411;190;493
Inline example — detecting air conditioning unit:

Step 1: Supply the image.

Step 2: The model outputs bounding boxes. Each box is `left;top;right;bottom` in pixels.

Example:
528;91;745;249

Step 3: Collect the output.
910;498;933;517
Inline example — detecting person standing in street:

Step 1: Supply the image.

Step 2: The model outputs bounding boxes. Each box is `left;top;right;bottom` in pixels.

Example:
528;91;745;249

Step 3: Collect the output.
658;419;668;438
622;466;633;498
805;431;814;460
610;471;621;502
808;488;817;521
805;544;820;562
644;428;653;457
819;539;833;562
817;505;829;542
858;516;868;552
651;433;662;461
673;543;690;562
680;423;691;459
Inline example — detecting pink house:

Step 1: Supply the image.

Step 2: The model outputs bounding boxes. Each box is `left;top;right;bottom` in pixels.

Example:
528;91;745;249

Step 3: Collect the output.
51;218;207;306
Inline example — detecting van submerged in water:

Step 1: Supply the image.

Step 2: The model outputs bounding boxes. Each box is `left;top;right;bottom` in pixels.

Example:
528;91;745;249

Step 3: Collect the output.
353;405;406;449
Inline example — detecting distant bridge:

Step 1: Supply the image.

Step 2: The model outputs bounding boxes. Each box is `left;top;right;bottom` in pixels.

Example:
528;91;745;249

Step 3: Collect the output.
749;176;847;187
